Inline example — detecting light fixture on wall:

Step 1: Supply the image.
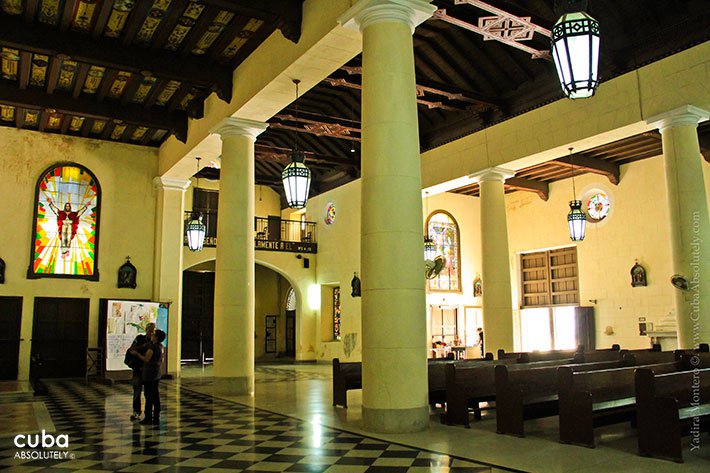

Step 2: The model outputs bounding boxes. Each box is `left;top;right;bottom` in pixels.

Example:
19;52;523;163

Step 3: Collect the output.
186;157;206;252
566;148;586;241
282;79;311;209
551;0;600;99
424;191;436;261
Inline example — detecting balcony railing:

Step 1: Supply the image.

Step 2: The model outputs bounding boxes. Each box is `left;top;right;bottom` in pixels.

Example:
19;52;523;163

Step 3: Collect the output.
184;212;317;253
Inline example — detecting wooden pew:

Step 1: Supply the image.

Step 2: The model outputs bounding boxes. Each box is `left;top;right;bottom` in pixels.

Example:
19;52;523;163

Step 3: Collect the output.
636;358;710;462
497;348;579;362
427;353;494;406
332;358;361;408
333;355;495;408
445;355;599;427
494;359;629;437
558;359;681;447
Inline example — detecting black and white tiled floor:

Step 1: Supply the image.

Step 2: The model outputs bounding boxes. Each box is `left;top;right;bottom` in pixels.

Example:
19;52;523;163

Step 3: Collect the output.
0;380;514;472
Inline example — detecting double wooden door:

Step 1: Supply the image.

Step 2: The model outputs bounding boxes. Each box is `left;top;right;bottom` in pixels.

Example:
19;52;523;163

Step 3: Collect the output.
31;297;89;379
182;271;214;363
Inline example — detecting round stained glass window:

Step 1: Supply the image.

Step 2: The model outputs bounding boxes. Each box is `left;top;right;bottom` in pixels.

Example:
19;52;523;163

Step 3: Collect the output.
324;202;336;225
587;192;610;221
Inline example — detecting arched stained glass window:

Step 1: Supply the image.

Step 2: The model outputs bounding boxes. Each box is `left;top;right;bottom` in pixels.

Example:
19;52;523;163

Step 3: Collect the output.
28;163;101;280
427;211;461;292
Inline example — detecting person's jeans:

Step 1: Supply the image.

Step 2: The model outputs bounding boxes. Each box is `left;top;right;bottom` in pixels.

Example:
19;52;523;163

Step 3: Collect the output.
131;370;143;414
143;380;161;421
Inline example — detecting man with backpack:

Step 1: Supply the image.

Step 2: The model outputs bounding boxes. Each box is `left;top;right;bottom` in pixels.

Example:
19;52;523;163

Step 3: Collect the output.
125;323;155;420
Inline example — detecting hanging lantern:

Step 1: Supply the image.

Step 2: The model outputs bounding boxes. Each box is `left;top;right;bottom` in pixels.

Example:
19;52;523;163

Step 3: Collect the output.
551;11;600;99
282;150;311;209
186;213;206;251
567;200;586;241
186;157;206;251
424;236;437;261
282;79;311;209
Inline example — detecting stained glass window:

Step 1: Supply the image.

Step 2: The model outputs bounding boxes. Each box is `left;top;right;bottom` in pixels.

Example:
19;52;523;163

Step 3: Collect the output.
333;286;341;340
427;211;461;291
587;192;610;221
28;163;101;279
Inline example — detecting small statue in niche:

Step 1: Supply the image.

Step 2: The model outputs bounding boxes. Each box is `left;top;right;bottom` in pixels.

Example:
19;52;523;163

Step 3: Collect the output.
473;275;482;297
118;256;137;289
631;261;647;287
0;257;5;284
351;272;361;297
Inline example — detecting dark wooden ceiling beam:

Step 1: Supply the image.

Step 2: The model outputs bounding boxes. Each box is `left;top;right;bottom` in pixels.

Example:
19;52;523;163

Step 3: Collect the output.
201;0;303;43
92;0;115;39
81;118;94;137
179;7;220;56
151;0;190;51
554;154;621;185
18;51;31;89
15;107;25;128
255;143;359;167
0;16;233;101
0;81;187;142
45;56;62;95
24;0;39;23
72;63;89;98
121;0;154;46
96;69;118;102
505;177;549;201
60;0;79;33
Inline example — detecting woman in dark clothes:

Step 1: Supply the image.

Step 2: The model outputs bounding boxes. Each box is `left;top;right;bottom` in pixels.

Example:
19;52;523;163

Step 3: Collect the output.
130;329;166;425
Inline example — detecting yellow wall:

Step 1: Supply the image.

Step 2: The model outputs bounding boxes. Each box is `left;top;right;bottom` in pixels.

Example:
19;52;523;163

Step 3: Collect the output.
507;157;678;349
306;154;704;358
305;180;362;361
254;264;282;359
0;127;158;380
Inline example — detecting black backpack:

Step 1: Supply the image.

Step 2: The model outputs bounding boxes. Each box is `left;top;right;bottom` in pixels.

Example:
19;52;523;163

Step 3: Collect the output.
124;335;146;369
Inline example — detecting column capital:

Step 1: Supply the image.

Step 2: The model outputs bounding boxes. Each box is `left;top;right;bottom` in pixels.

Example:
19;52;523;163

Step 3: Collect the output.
211;117;268;140
153;176;190;191
646;105;709;132
469;167;516;183
339;0;436;34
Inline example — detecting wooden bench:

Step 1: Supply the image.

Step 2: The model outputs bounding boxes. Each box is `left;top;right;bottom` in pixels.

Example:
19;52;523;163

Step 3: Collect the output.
636;355;710;462
497;348;579;363
494;359;629;437
558;360;681;447
332;358;361;408
333;355;495;408
444;357;588;427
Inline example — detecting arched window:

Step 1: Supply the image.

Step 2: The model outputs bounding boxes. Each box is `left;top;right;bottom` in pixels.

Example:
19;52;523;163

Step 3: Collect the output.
426;211;461;292
286;287;297;311
28;163;101;280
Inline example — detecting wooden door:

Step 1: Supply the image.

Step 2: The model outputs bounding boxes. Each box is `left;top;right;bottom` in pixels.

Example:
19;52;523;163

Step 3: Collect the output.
31;298;89;379
181;271;214;363
265;316;277;353
0;297;23;380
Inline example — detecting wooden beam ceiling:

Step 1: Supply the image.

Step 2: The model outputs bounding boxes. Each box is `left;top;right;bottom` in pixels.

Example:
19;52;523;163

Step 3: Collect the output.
0;14;233;102
554;154;621;185
0;82;187;142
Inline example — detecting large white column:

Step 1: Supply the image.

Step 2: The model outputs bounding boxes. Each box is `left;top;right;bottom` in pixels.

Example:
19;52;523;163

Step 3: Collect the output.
211;117;268;395
152;177;190;377
470;167;516;355
340;0;435;433
648;105;710;348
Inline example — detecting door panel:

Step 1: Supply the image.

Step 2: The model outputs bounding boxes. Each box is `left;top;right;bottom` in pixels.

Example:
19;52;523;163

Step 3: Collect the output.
31;298;89;379
0;297;23;380
181;271;214;363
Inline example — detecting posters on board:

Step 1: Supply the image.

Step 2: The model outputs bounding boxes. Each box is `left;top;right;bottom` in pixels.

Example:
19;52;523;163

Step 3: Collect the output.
106;300;168;371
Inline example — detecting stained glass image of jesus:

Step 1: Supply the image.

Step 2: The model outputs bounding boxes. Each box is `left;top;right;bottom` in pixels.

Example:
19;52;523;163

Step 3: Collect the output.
30;164;100;278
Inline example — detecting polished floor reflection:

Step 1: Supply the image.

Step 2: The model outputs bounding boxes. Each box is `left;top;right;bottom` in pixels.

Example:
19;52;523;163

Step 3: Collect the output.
1;364;708;472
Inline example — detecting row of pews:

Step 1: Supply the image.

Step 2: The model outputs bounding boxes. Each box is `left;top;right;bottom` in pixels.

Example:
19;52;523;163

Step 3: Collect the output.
332;344;710;462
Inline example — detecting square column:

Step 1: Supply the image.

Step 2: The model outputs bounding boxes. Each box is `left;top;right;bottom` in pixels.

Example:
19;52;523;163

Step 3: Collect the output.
340;0;436;433
648;105;710;348
211;117;268;396
153;177;190;377
470;167;516;355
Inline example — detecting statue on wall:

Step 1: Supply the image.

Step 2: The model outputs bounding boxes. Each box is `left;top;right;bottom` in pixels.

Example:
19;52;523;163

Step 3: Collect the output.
631;261;647;287
473;274;482;297
118;256;137;289
351;272;361;297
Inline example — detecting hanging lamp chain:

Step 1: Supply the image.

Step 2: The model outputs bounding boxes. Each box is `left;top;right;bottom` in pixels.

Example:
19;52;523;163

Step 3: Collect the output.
293;79;300;153
569;147;577;200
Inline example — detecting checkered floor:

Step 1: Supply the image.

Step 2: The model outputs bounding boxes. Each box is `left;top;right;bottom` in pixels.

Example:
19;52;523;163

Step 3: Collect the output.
0;380;516;472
